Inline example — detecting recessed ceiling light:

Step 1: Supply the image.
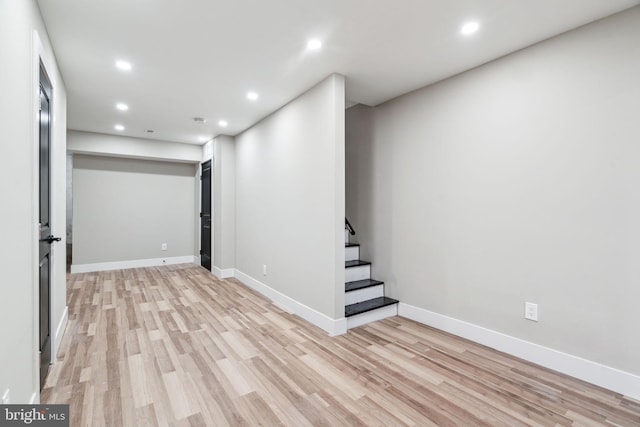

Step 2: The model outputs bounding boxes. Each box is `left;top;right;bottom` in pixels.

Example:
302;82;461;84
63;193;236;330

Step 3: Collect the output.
218;120;228;127
247;92;259;101
115;60;132;71
307;39;322;50
114;124;125;131
460;21;480;35
116;103;129;111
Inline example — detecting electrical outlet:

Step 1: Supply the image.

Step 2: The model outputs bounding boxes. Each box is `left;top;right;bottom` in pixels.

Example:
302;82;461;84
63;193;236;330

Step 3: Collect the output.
525;302;538;321
2;388;9;404
263;264;267;276
161;243;167;251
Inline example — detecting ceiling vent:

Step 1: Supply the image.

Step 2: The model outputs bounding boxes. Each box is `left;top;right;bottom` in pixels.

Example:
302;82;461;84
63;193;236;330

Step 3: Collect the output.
193;117;206;124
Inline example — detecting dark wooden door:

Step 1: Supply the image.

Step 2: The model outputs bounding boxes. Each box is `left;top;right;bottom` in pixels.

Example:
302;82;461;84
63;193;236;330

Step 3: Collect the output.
39;64;54;389
200;160;212;271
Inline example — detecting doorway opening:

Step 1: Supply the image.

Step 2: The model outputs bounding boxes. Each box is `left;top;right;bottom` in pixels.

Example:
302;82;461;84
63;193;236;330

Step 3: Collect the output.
200;160;212;271
66;153;73;272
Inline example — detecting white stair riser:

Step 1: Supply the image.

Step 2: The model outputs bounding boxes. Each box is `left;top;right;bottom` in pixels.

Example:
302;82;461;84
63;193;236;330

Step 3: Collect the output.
345;265;370;282
345;246;359;262
347;304;398;329
345;285;384;305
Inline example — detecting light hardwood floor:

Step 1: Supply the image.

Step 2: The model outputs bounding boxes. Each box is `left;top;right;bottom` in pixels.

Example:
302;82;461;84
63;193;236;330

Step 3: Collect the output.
42;264;640;426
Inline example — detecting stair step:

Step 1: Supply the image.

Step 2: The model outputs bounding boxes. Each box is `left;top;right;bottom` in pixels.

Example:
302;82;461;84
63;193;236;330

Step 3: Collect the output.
345;242;359;247
345;245;360;262
345;260;371;268
345;262;370;282
345;284;384;305
345;297;398;317
345;279;384;292
345;260;372;282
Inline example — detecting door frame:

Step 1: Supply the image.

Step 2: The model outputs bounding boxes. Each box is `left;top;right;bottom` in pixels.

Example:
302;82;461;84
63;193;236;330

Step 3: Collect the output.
31;30;65;400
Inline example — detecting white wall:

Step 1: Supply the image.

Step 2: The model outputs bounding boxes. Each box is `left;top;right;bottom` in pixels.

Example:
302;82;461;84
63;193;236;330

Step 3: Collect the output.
347;6;640;380
0;0;67;403
72;155;197;268
68;130;201;163
235;74;346;321
345;105;374;250
212;136;236;271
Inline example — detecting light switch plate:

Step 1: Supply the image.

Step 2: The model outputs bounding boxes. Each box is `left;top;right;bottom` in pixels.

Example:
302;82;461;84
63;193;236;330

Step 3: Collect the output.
525;302;538;321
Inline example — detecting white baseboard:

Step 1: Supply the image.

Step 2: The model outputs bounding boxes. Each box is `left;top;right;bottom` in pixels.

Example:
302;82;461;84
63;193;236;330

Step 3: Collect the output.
53;305;68;360
234;269;347;336
212;266;235;279
398;303;640;400
70;256;197;273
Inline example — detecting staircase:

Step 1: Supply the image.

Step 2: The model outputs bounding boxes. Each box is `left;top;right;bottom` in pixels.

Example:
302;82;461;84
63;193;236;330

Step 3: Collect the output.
344;230;398;329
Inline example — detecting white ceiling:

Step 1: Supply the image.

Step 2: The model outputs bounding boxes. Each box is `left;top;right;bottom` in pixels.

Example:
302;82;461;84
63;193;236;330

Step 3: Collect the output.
38;0;640;145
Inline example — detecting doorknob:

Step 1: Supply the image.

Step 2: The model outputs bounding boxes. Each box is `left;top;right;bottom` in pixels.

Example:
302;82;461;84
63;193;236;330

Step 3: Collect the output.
42;235;62;243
